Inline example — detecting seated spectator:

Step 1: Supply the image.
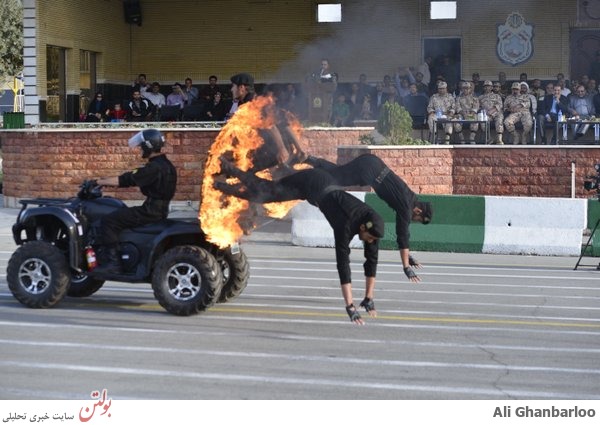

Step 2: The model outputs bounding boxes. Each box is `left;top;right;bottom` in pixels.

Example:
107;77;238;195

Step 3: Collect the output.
568;84;595;140
126;90;154;121
358;94;373;120
427;81;455;144
588;79;599;97
107;102;127;122
520;82;537;116
166;83;187;109
85;92;108;122
504;82;533;145
454;82;480;144
530;79;545;101
479;80;505;144
403;83;428;127
538;85;568;144
144;82;166;112
205;91;229;121
331;93;350;126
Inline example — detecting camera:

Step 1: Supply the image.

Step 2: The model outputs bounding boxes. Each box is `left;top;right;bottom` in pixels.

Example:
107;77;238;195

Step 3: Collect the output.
583;163;600;192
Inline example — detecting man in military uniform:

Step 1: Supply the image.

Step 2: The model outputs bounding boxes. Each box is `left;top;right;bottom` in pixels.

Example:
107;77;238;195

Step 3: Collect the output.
503;81;533;145
453;81;480;144
427;81;455;144
479;80;505;144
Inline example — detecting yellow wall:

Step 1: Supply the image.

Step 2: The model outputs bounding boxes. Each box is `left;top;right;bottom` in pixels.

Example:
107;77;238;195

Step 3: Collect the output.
35;0;594;96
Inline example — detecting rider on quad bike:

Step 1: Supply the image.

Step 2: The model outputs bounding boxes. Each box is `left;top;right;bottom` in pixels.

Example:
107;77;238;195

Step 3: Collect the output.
94;129;176;275
7;130;250;316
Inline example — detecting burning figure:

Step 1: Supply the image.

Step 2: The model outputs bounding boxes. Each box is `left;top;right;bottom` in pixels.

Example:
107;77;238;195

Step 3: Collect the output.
200;83;307;248
216;160;384;325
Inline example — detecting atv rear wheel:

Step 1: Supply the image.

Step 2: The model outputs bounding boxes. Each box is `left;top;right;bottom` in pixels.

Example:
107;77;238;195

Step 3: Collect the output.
151;245;222;316
68;272;105;298
217;249;250;303
7;241;71;308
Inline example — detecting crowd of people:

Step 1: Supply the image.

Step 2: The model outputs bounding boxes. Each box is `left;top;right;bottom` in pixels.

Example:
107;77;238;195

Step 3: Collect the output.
82;55;600;145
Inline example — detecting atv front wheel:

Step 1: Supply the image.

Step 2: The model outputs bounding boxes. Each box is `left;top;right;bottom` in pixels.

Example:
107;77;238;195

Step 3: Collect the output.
7;241;71;308
68;272;105;298
151;245;222;316
217;249;250;303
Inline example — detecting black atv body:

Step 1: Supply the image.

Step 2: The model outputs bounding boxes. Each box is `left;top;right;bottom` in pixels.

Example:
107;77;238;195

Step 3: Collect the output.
7;180;249;315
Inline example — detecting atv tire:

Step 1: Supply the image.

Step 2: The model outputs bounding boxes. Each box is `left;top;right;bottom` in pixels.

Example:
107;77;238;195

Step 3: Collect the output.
217;249;250;304
151;245;222;316
7;241;71;308
68;272;105;298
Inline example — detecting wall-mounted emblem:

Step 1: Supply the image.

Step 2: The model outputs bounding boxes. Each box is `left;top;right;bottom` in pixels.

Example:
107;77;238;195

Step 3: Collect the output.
497;12;534;66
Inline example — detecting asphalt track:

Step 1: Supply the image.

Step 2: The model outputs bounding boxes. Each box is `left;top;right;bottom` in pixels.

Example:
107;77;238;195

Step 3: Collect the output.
0;207;599;400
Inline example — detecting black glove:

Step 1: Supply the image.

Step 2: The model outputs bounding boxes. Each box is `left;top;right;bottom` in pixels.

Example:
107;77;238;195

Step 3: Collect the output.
404;266;417;280
359;297;375;313
408;255;419;267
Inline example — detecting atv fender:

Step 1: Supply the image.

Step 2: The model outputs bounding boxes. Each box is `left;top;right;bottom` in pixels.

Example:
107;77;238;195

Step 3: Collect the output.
13;206;84;270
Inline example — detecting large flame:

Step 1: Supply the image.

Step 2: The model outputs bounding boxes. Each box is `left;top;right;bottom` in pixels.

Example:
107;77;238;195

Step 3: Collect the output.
200;96;307;247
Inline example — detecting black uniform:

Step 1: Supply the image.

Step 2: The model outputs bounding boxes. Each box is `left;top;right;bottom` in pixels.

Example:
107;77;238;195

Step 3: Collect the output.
217;167;381;284
306;154;417;249
99;154;177;246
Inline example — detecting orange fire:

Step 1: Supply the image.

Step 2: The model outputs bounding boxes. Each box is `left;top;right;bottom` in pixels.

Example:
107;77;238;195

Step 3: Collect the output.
200;95;307;248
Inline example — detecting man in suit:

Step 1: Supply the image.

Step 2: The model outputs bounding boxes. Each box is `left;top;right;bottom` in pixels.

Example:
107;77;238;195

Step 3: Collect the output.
538;85;569;144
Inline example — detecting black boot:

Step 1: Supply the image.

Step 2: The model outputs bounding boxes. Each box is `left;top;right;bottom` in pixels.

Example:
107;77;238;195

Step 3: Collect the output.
93;246;121;275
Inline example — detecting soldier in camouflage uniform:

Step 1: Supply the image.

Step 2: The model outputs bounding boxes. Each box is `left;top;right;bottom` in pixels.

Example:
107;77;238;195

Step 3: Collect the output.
503;81;533;145
427;81;455;144
479;80;505;144
453;81;480;143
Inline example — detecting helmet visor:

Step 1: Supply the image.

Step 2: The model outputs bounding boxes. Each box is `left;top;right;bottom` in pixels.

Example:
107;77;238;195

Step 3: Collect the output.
128;131;146;148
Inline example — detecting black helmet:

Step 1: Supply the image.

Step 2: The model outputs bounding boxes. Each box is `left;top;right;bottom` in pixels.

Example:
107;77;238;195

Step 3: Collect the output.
128;129;165;158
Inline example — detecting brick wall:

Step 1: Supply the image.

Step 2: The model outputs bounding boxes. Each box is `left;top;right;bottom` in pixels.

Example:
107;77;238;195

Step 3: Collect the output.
0;127;368;206
338;145;600;199
3;129;600;207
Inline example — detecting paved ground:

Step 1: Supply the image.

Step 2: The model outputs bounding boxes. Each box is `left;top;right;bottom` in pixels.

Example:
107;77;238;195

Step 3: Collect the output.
0;200;599;400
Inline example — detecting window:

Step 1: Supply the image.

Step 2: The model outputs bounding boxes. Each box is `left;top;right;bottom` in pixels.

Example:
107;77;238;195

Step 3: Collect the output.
318;3;341;23
430;1;456;20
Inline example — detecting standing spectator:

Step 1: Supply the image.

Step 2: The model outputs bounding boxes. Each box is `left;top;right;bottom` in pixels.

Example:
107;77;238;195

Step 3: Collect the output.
471;72;484;96
504;82;533;145
498;71;510;97
183;77;199;105
131;73;150;96
356;73;375;102
126;90;153;121
588;79;599;97
227;72;256;119
557;73;571;97
479;80;505;144
530;79;545;101
200;75;221;103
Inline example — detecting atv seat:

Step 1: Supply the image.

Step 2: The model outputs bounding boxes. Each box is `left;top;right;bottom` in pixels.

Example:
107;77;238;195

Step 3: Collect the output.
130;219;178;235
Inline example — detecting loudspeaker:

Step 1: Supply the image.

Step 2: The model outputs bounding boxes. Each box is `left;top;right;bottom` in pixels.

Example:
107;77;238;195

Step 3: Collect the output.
124;0;142;26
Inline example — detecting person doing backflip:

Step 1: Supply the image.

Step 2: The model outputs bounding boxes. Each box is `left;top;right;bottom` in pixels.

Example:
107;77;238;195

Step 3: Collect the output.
93;129;177;275
216;161;384;325
303;153;433;283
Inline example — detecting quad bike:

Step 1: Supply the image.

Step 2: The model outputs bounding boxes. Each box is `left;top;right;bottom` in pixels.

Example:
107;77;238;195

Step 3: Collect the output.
6;180;249;316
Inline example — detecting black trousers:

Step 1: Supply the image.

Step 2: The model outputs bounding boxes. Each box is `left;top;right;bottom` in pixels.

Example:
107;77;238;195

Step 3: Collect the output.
98;200;168;246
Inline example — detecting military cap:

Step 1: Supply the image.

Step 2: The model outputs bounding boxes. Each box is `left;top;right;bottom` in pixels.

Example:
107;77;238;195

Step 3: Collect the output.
483;80;493;86
437;81;448;89
511;82;521;89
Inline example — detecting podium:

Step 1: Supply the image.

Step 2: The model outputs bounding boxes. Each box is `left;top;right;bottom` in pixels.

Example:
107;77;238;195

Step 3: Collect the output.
305;80;336;124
